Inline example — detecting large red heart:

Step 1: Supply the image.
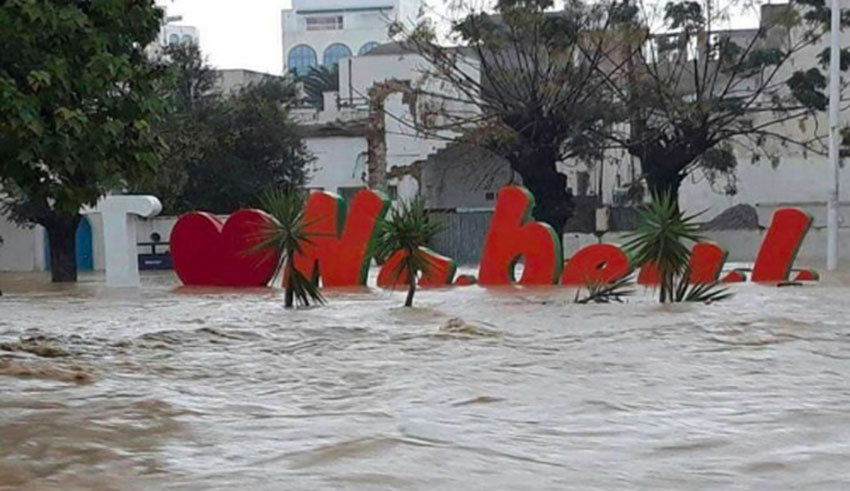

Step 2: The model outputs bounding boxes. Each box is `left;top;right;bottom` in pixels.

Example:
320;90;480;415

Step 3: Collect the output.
170;209;279;287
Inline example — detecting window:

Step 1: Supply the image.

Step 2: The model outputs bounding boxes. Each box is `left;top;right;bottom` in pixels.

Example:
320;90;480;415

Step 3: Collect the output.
168;33;180;45
323;43;352;68
388;185;398;200
288;44;317;75
485;192;495;201
181;34;194;45
358;42;380;56
306;16;343;31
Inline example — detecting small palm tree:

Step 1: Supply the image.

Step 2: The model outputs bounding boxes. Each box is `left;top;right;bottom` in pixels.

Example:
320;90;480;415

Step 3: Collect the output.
252;189;325;309
624;193;730;303
375;199;442;307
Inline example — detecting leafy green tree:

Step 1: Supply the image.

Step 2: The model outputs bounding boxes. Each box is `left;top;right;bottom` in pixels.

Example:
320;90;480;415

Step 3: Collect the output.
130;43;217;213
595;0;849;203
160;43;218;110
174;78;312;213
0;0;170;282
132;45;313;215
375;200;442;307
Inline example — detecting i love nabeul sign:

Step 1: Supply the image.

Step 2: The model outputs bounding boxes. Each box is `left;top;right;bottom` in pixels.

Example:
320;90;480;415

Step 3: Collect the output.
169;186;818;288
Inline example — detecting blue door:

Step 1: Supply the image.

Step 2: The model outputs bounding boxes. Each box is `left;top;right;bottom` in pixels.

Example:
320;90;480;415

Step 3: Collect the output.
44;217;94;271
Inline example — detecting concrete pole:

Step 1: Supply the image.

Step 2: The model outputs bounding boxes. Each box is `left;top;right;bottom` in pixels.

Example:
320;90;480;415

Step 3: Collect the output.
827;0;841;271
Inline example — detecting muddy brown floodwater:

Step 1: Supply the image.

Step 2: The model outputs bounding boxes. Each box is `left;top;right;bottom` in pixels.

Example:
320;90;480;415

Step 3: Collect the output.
1;270;850;490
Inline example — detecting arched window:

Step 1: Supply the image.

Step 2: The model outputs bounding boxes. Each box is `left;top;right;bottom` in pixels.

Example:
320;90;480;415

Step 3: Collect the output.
168;33;180;45
181;34;194;45
358;42;380;56
288;45;317;75
323;43;352;68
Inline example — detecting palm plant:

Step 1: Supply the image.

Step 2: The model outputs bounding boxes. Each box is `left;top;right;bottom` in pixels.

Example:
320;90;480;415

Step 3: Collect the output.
375;199;442;307
624;193;731;304
298;65;339;110
252;189;324;309
574;276;634;304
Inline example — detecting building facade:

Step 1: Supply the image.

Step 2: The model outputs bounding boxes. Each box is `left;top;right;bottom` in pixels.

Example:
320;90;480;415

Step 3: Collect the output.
214;69;280;96
162;24;200;47
282;0;424;76
290;42;476;206
144;8;200;60
559;4;850;234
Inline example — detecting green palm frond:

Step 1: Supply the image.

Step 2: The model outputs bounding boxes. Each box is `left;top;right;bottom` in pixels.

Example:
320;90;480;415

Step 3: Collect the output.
375;199;443;307
288;265;324;307
624;193;731;304
298;65;339;109
250;189;325;308
677;281;733;303
574;276;634;304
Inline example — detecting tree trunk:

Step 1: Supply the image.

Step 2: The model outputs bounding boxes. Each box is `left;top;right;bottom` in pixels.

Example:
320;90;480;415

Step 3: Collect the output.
43;214;81;283
284;254;295;309
633;144;690;208
510;148;574;235
644;167;682;205
405;275;416;307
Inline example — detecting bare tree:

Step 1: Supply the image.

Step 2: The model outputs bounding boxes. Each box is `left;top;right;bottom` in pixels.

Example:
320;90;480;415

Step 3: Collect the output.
395;0;619;234
589;0;849;203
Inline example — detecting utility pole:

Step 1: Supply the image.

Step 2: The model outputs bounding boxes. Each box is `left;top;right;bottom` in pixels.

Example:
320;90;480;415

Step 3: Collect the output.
827;0;841;271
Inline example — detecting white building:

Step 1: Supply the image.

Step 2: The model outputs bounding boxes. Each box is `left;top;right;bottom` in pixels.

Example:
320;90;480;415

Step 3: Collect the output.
291;42;477;204
162;24;200;47
282;0;424;76
215;69;280;96
560;4;850;234
144;9;200;59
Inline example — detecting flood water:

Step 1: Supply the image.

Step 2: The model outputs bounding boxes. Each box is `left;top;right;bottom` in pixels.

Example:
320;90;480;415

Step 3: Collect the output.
1;270;850;490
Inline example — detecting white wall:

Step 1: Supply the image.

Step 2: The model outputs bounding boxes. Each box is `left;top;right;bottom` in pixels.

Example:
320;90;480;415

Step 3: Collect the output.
304;136;369;193
337;50;479;169
562;112;850;229
302;49;477;197
0;217;42;272
559;7;850;223
0;211;178;273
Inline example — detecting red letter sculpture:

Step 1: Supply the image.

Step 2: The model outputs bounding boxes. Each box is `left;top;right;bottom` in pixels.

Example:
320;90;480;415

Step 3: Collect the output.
294;190;389;287
637;242;727;285
377;248;457;288
751;208;813;283
721;270;747;283
478;186;563;285
793;269;819;281
454;274;477;286
171;209;278;287
688;242;728;284
561;244;631;285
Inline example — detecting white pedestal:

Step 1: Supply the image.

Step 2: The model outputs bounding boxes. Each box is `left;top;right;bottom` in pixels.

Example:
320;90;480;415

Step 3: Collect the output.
85;196;162;287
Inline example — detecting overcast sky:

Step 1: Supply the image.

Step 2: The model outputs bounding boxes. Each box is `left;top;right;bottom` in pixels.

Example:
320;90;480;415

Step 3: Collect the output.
156;0;761;76
156;0;290;75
